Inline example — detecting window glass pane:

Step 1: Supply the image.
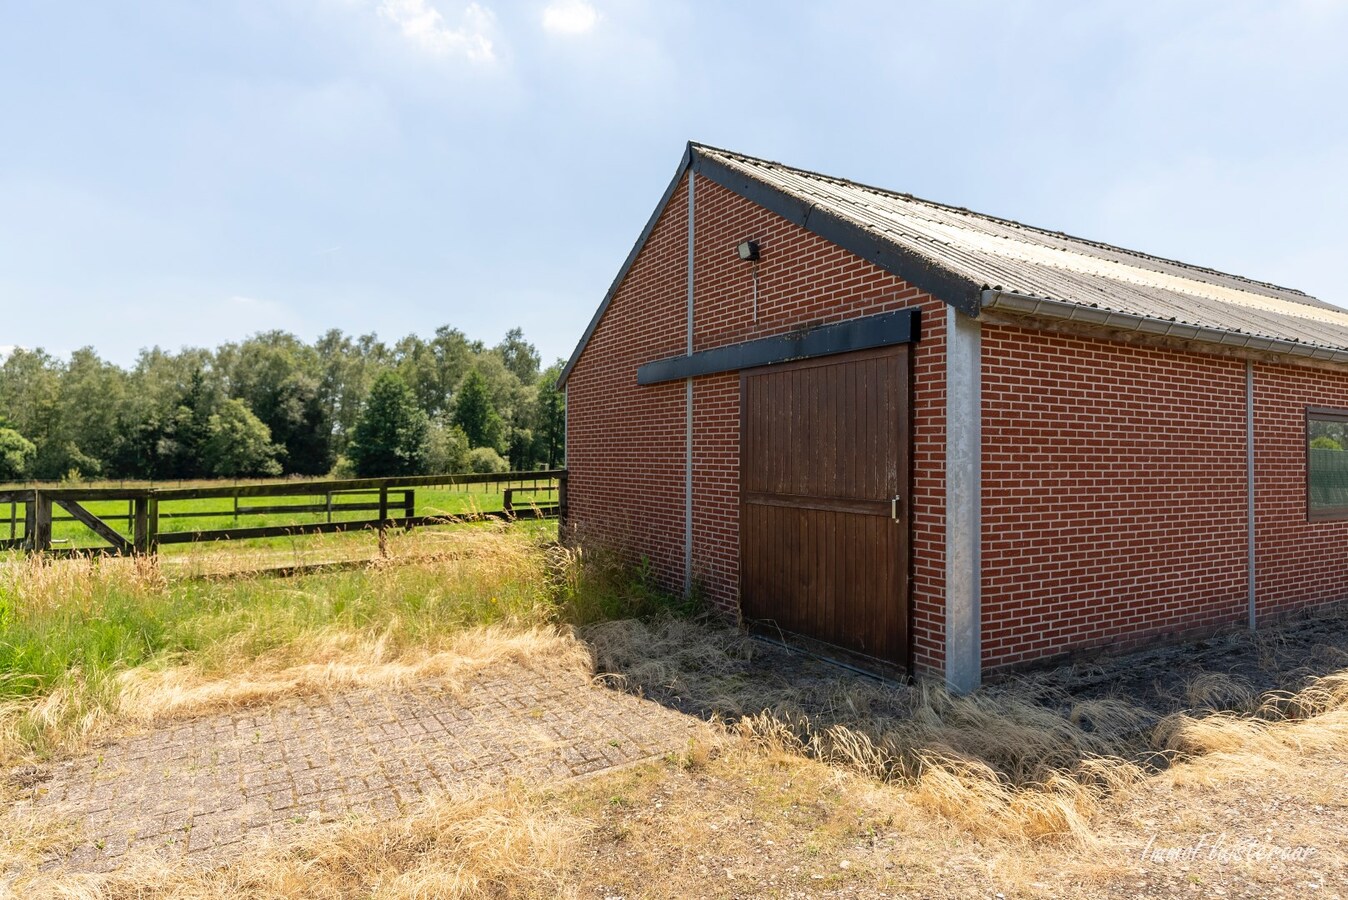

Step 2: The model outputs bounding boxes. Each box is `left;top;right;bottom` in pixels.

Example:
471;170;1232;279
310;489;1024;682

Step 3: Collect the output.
1309;416;1348;513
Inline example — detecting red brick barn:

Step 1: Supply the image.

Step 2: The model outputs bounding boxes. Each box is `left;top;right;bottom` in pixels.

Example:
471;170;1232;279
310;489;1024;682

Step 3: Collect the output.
558;143;1348;691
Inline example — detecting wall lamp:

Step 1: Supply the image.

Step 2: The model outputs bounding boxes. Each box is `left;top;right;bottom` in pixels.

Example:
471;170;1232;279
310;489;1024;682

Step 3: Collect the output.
737;239;762;322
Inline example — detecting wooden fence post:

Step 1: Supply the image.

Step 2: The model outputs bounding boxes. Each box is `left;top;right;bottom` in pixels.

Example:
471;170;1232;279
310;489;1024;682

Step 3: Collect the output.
147;497;160;555
22;493;36;551
32;492;52;553
403;490;415;530
377;486;389;558
133;496;149;554
502;488;514;518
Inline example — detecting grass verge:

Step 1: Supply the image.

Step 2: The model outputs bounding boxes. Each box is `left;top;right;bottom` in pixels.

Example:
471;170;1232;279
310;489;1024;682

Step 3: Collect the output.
0;523;664;764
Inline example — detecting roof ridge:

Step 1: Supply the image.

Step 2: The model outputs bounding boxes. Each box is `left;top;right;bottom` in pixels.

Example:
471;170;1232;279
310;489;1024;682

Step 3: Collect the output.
690;142;1311;300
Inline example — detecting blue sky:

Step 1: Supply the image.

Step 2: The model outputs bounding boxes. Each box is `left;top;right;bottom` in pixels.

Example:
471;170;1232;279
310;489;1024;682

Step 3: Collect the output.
3;1;1347;367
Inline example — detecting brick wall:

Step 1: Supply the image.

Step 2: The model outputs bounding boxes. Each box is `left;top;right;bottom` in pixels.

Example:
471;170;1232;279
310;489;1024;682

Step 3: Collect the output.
564;178;690;592
980;325;1250;670
1254;362;1348;620
565;170;949;675
565;163;1348;679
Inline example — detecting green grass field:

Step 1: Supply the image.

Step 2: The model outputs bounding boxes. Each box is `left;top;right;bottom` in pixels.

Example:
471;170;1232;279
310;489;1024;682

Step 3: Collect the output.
0;478;559;558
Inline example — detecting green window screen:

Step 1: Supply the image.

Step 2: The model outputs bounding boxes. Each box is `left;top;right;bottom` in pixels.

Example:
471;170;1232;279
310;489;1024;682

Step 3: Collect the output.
1309;410;1348;517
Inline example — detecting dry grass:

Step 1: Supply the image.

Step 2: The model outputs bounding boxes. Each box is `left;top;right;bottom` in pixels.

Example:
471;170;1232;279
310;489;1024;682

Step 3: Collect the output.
1155;670;1348;760
1179;671;1258;711
6;538;1348;893
8;786;585;900
14;679;1347;900
116;625;590;725
588;616;1348;846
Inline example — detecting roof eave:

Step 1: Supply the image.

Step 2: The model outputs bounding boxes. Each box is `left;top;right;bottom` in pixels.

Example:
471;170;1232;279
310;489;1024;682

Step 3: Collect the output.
981;289;1348;367
557;143;989;389
690;150;984;317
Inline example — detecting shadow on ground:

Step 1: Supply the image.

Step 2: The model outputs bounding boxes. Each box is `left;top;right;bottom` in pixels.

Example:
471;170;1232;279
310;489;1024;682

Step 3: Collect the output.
581;600;1348;786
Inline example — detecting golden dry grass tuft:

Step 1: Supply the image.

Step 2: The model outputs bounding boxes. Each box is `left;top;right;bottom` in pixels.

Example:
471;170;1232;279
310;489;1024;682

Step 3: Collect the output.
1155;669;1348;760
115;625;592;724
588;616;1348;846
589;618;1163;844
9;786;585;900
1180;671;1258;711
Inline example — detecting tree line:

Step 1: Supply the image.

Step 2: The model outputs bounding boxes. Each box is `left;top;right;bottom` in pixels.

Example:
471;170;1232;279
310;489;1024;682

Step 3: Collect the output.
0;326;565;483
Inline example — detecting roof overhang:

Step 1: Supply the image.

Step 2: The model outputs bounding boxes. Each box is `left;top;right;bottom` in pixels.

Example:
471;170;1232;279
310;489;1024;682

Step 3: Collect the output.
981;289;1348;366
556;142;983;388
556;142;1348;389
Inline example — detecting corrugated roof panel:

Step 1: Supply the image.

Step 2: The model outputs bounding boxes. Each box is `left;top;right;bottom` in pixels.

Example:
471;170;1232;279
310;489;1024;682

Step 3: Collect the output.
695;145;1348;353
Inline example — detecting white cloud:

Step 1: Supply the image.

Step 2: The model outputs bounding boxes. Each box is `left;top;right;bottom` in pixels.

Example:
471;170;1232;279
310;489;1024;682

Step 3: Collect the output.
378;0;496;62
542;0;598;35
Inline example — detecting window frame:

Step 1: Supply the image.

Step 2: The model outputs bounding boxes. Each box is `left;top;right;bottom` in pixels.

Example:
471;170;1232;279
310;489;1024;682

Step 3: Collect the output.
1306;406;1348;522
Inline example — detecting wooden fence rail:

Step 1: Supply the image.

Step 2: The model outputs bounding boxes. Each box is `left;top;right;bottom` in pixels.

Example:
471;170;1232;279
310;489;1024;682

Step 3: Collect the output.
0;470;567;557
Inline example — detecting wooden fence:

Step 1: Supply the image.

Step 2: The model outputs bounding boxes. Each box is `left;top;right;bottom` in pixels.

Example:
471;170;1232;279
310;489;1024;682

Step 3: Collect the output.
0;470;567;557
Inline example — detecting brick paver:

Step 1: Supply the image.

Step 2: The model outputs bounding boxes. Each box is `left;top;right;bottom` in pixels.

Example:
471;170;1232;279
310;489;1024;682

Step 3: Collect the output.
12;662;700;873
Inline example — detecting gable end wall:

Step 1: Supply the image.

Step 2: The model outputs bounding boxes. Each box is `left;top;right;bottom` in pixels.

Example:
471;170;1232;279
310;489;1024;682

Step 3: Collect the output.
565;172;949;675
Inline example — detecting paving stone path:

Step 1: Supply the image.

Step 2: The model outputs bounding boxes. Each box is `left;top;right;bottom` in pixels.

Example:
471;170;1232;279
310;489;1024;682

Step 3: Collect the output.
11;662;700;873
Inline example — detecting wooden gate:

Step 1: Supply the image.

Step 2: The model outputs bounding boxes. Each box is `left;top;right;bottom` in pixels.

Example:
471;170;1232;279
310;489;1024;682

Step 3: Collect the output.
739;345;910;669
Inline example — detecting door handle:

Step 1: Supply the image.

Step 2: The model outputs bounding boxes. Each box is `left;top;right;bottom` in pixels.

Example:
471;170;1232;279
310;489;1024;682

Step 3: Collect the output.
891;495;901;521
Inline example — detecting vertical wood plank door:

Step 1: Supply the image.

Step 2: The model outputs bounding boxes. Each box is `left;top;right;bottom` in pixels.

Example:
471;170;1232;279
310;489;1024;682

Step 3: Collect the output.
739;345;910;668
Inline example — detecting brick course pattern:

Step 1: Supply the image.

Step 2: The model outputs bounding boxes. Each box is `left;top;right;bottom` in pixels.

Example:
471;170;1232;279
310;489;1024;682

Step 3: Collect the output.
565;172;949;675
1255;362;1348;621
565;179;691;597
980;326;1250;669
981;327;1348;670
14;662;700;874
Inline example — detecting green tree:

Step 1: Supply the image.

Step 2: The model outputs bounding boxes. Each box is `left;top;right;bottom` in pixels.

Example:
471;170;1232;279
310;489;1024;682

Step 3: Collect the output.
110;348;221;479
0;325;548;482
394;334;447;418
221;332;332;475
159;368;215;479
0;348;62;478
316;328;388;456
203;399;284;477
506;425;535;471
425;417;471;474
0;426;36;481
467;446;509;474
429;326;475;407
496;327;540;384
54;347;128;478
347;372;429;476
452;369;504;450
535;361;566;468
